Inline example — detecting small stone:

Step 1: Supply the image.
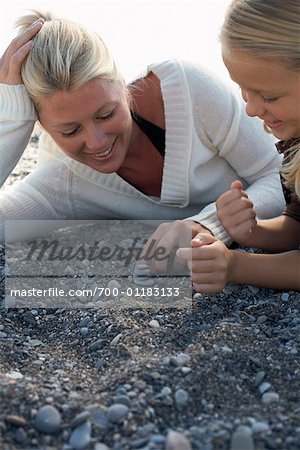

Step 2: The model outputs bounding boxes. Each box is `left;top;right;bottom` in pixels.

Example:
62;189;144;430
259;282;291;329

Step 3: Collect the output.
34;405;61;434
89;339;102;351
281;292;290;302
70;411;91;428
181;367;192;375
5;370;23;380
166;430;192;450
79;316;91;327
230;426;254;450
149;319;160;328
257;315;268;324
174;389;189;408
86;406;109;430
107;279;121;290
94;444;110;450
172;353;191;366
262;392;279;404
259;382;271;394
110;333;123;346
4;296;16;308
107;404;129;424
254;370;265;386
252;421;270;434
5;415;27;427
160;386;172;396
211;305;224;315
69;420;91;449
14;427;28;444
95;358;107;370
133;264;154;286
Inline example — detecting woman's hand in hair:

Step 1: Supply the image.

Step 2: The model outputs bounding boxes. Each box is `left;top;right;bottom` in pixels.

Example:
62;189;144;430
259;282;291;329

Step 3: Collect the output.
0;19;44;85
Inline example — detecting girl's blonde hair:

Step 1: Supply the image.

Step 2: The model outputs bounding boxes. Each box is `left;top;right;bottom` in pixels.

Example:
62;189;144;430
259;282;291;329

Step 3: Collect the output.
220;0;300;197
16;10;125;108
281;145;300;198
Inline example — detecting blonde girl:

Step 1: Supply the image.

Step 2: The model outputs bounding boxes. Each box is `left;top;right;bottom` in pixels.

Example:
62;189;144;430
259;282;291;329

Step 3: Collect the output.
179;0;300;292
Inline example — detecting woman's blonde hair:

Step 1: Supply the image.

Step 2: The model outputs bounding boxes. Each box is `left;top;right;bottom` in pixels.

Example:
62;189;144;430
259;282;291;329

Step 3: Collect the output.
16;10;124;108
220;0;300;198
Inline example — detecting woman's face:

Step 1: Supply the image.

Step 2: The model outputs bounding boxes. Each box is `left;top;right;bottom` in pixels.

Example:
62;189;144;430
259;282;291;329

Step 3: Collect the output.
38;78;133;173
223;51;300;140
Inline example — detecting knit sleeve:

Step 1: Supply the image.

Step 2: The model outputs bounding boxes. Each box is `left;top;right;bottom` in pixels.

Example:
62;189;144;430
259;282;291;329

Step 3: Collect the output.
0;159;75;242
0;83;37;187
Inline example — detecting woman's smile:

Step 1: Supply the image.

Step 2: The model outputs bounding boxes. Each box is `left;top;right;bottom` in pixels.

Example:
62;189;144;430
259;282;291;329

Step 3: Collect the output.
84;140;116;160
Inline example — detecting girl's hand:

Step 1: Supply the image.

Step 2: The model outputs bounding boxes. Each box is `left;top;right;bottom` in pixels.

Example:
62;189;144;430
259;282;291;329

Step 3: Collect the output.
216;180;257;245
177;233;233;293
0;19;44;85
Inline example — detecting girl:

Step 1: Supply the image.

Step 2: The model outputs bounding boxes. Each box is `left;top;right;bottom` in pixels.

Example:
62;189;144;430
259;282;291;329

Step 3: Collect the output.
179;0;300;292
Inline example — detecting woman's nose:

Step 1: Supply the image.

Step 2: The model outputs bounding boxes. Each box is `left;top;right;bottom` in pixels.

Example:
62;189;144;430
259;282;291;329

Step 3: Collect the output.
85;125;106;151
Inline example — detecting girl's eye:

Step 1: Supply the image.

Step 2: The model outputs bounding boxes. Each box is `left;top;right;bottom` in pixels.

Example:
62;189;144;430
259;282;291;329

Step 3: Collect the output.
263;97;279;103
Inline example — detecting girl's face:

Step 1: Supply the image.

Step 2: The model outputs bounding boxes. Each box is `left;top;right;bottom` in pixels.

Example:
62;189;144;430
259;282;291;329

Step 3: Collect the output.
38;78;133;173
223;51;300;140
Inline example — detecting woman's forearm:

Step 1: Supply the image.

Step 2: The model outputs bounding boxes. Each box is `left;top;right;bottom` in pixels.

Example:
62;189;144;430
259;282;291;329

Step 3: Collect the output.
0;84;36;188
229;249;300;291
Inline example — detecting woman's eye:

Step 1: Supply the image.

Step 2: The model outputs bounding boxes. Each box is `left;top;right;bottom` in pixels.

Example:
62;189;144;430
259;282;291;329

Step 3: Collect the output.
62;128;79;137
98;108;117;121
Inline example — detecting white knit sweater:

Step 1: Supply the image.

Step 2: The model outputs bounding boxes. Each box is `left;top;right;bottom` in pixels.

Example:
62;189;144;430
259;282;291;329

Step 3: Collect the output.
0;59;285;242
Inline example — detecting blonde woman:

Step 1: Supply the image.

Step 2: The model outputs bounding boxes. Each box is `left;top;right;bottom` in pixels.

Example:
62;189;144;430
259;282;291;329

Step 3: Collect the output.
179;0;300;291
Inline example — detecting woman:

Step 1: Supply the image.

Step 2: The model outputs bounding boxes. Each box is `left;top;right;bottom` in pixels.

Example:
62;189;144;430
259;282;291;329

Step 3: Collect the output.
179;0;300;292
0;10;284;250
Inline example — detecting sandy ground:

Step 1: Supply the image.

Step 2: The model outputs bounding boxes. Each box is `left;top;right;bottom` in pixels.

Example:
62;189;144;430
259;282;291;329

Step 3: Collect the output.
0;130;299;450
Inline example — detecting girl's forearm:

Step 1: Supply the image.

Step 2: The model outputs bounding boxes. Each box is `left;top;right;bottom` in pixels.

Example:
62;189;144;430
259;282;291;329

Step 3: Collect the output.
229;249;300;291
244;216;300;252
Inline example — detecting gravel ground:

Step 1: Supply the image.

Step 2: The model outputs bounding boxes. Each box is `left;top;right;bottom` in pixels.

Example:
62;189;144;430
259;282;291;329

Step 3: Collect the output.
0;131;300;450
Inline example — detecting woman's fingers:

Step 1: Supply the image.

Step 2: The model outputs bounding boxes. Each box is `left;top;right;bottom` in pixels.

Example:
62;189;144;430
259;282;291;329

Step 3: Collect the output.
11;19;44;52
0;19;44;84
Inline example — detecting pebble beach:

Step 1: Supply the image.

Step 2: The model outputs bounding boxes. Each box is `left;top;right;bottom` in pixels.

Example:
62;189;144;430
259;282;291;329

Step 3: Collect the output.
0;130;300;450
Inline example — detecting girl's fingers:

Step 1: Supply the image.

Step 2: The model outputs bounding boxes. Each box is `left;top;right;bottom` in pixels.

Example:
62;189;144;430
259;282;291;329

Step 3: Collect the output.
230;180;243;191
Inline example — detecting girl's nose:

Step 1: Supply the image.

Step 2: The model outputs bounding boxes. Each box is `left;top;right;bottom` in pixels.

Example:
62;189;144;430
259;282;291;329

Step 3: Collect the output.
243;91;266;118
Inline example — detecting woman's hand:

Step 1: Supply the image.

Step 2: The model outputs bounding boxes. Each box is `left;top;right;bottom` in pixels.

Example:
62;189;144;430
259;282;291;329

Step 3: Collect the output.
0;19;44;85
138;219;212;275
177;233;234;293
216;180;257;245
